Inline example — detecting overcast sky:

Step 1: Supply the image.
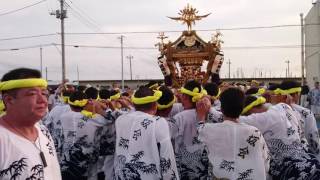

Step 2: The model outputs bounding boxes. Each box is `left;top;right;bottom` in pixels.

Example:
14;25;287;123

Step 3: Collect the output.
0;0;314;82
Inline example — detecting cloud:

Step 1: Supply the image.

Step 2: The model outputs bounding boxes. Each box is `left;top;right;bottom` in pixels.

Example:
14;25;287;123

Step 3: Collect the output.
0;0;313;81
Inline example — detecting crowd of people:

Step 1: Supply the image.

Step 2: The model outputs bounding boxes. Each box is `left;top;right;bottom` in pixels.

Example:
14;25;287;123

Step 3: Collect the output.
0;67;320;180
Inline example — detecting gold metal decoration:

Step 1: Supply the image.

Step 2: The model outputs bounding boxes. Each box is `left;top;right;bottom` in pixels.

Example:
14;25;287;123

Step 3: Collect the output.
168;4;211;31
158;5;224;88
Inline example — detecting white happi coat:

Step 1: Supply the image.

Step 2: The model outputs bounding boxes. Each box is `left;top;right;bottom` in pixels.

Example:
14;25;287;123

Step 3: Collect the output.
208;103;320;178
198;121;270;180
45;104;70;138
114;111;179;180
45;104;71;162
292;103;320;158
101;109;128;180
168;109;221;179
0;123;61;180
168;103;184;118
239;103;302;146
59;110;115;179
238;103;320;177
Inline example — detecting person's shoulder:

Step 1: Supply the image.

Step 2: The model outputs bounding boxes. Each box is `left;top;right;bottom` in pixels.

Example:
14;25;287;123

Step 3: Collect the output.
174;109;195;117
36;123;52;139
239;122;260;130
0;125;10;140
238;122;263;135
272;103;292;111
153;115;166;123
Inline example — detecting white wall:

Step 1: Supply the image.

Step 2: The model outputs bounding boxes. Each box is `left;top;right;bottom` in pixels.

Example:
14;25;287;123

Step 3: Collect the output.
305;2;320;84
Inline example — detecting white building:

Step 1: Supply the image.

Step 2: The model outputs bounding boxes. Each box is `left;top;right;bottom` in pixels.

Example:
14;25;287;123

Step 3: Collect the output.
305;1;320;85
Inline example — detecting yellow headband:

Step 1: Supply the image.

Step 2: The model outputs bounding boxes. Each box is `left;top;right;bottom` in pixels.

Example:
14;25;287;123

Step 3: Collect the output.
273;87;301;95
0;78;47;91
180;87;208;102
68;99;88;107
81;110;96;118
242;96;266;114
62;96;69;103
157;96;176;110
211;88;221;100
0;100;5;112
132;90;162;105
252;88;265;96
110;92;121;100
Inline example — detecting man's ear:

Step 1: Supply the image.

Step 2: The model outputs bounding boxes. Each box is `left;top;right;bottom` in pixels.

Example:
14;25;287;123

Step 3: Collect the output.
2;94;15;106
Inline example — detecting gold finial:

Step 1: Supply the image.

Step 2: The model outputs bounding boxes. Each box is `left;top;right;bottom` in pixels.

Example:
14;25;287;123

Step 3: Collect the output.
168;4;211;31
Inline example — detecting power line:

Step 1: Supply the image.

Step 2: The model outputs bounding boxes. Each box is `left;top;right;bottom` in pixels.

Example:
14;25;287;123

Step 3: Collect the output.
0;0;47;17
0;33;57;41
66;0;102;29
64;1;105;35
0;43;52;51
1;23;320;42
63;0;119;46
3;43;320;52
59;43;320;50
63;23;320;35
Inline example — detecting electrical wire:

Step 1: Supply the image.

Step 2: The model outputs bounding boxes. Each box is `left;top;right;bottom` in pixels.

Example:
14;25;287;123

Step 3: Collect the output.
1;23;319;42
0;33;57;41
63;23;320;35
0;43;52;51
63;1;106;35
0;0;47;17
2;43;320;52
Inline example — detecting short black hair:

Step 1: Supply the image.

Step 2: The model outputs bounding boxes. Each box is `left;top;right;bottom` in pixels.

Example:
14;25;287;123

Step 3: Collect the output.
121;92;130;97
220;88;244;118
110;89;120;97
62;91;72;97
69;91;87;110
157;86;174;106
244;95;258;108
204;82;219;97
77;85;87;92
184;80;202;92
133;86;155;111
245;87;259;95
146;80;158;89
183;80;202;103
1;68;41;82
268;83;280;91
85;87;98;99
280;80;300;90
69;91;87;102
99;89;110;99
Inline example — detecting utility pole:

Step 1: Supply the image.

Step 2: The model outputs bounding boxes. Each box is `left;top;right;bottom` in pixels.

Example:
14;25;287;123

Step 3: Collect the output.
45;67;48;81
126;55;133;80
40;47;43;76
285;60;290;77
118;35;125;91
51;0;67;83
300;13;305;84
77;65;80;84
227;59;231;79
